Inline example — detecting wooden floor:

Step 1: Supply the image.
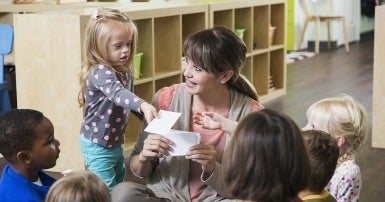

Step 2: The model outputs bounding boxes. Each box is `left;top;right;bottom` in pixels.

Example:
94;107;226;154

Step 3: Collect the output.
264;32;384;202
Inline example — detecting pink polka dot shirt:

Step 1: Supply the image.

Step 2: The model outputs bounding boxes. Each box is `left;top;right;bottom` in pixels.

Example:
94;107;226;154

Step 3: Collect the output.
80;65;144;148
325;159;361;202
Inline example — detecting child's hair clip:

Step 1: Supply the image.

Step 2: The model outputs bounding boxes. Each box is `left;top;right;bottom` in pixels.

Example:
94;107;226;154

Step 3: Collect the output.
91;9;99;20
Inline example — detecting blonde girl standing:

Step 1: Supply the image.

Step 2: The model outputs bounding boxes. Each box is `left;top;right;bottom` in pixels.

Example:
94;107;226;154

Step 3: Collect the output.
78;7;158;190
303;94;368;202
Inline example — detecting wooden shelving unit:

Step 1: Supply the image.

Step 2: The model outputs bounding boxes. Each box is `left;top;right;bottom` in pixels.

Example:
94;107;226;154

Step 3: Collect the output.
11;0;285;171
208;0;286;103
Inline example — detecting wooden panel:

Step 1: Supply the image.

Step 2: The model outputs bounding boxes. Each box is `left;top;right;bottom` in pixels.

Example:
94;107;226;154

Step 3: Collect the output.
372;5;385;148
14;14;84;171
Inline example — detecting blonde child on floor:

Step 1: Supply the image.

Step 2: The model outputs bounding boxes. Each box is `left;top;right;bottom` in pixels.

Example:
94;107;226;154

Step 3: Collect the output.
78;7;158;190
303;94;368;202
45;170;110;202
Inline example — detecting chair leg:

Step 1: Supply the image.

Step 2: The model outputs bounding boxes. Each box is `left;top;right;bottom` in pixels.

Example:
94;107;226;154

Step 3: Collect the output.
297;19;308;51
315;18;320;54
0;81;12;112
327;21;331;50
341;17;350;53
0;90;11;112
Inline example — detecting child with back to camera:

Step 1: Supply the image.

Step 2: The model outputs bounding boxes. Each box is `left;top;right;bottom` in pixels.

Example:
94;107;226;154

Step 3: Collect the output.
78;7;158;190
300;130;339;202
223;109;310;202
45;170;110;202
302;94;368;202
0;109;61;202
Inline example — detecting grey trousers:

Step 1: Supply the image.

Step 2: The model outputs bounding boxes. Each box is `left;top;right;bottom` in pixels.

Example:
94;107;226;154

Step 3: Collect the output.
111;182;169;202
111;181;247;202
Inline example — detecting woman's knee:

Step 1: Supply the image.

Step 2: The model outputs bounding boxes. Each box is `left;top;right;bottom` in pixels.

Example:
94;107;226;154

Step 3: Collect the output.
111;182;151;202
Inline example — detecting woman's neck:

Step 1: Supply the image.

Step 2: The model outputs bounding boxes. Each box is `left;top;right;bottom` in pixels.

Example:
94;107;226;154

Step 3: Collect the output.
192;87;231;114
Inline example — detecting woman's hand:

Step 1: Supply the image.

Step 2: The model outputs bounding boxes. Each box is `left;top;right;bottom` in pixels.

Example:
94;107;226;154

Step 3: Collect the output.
186;144;216;174
138;134;173;162
140;102;159;123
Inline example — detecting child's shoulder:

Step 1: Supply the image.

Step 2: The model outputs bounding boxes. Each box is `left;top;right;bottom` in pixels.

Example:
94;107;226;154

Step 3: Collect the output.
91;64;113;73
336;159;361;178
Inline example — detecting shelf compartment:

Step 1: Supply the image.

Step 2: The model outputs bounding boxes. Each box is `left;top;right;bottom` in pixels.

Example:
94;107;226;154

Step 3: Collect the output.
155;74;182;92
134;18;153;79
252;53;269;96
182;12;206;41
124;81;154;146
213;9;233;29
253;5;269;50
270;48;285;90
235;7;252;52
241;56;252;82
154;15;181;75
270;3;285;46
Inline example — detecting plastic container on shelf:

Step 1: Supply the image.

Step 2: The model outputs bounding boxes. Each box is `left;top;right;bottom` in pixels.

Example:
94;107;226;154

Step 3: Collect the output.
235;28;246;41
134;52;143;79
269;26;276;45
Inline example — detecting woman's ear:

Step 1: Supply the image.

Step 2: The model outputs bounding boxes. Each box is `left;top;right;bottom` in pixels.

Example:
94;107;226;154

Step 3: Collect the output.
16;151;32;165
336;136;346;148
219;70;235;84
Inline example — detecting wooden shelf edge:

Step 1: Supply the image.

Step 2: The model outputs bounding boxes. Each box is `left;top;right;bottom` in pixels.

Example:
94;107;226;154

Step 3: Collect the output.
154;70;182;80
258;88;286;104
269;44;285;51
134;77;153;85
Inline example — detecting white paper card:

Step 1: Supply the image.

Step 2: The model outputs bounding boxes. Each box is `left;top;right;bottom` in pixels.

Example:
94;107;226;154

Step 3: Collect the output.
166;129;201;156
144;110;182;135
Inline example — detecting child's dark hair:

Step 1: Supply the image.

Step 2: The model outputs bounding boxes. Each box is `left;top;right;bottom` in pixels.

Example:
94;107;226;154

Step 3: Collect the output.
183;26;258;101
223;108;310;202
0;109;44;160
302;130;339;193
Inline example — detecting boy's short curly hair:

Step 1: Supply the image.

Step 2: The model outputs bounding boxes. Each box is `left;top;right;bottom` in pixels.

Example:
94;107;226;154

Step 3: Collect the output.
0;109;44;160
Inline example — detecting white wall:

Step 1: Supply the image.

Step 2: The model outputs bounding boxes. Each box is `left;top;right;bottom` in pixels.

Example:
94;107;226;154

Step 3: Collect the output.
295;0;361;50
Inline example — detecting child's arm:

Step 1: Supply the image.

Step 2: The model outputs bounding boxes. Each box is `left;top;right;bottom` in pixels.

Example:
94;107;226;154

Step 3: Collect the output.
140;102;159;123
193;112;237;134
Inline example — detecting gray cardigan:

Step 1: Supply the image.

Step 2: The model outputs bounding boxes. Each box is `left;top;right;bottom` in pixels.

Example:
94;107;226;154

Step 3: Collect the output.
129;84;258;202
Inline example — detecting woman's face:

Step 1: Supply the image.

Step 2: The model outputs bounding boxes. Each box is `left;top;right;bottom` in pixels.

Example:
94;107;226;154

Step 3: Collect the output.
182;57;222;95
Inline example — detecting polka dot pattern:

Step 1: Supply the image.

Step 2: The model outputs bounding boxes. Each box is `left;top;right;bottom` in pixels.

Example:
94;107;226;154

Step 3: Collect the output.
326;159;361;202
79;65;145;148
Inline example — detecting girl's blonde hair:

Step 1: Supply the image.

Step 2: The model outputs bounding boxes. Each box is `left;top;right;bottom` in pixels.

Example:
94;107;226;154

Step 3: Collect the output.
306;94;368;163
45;170;110;202
78;7;138;107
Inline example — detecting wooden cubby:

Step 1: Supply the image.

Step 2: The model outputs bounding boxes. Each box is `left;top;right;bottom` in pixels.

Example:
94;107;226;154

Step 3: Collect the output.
10;0;285;171
207;0;286;103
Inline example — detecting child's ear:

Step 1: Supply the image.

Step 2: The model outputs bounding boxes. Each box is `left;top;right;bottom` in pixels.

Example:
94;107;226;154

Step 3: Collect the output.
219;70;235;84
336;136;346;148
16;151;32;164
